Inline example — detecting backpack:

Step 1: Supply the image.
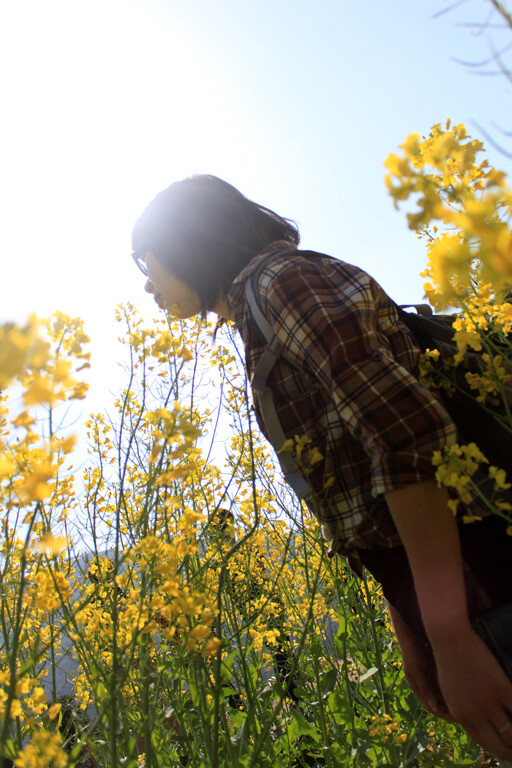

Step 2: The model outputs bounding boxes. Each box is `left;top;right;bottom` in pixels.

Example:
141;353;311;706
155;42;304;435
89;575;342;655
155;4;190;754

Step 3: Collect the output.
244;265;512;501
395;305;512;478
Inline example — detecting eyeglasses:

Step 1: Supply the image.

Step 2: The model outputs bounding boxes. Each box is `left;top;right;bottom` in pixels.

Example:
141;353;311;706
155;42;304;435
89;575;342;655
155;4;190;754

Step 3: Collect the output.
131;249;148;277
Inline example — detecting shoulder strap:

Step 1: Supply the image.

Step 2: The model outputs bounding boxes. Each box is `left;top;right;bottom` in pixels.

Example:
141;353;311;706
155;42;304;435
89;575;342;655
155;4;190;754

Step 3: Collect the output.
245;269;313;500
397;305;456;350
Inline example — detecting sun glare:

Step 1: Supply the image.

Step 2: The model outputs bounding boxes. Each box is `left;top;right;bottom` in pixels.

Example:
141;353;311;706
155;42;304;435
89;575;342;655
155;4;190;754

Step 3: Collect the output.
1;0;228;327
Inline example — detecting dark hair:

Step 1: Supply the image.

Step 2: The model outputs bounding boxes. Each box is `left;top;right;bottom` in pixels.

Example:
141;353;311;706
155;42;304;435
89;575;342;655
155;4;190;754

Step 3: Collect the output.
131;175;300;313
208;508;235;541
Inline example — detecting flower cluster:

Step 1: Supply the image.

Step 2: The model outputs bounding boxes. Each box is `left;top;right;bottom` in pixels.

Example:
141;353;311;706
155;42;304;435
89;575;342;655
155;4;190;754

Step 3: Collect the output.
368;713;407;746
386;122;512;538
385;120;512;311
433;442;511;526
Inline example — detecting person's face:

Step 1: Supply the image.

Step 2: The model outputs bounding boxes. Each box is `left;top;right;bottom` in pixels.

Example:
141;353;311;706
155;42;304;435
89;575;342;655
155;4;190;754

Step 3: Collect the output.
144;251;202;319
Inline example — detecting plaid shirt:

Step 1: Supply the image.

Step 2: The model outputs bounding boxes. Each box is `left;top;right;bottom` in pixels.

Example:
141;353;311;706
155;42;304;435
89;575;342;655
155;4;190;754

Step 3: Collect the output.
227;244;459;558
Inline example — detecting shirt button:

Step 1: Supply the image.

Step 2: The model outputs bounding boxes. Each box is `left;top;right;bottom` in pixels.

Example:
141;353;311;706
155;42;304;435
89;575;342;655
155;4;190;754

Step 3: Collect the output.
371;351;382;362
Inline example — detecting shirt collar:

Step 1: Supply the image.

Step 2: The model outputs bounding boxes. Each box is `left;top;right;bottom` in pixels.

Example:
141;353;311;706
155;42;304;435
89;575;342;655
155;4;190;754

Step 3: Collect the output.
227;240;295;309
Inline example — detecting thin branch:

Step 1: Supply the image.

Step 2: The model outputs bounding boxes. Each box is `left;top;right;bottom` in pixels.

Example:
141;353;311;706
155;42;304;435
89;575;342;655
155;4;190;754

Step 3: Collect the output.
450;62;508;75
451;40;512;68
472;119;512;158
489;0;512;33
432;0;468;20
488;35;512;84
490;120;512;136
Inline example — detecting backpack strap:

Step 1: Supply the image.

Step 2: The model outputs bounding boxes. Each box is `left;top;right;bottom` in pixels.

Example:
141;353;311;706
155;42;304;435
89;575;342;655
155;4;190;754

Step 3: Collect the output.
399;303;433;317
396;305;459;362
245;273;313;500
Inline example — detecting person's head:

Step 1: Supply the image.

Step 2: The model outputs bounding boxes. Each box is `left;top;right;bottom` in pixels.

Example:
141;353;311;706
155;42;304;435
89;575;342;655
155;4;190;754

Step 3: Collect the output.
87;556;114;584
208;507;235;542
131;175;299;317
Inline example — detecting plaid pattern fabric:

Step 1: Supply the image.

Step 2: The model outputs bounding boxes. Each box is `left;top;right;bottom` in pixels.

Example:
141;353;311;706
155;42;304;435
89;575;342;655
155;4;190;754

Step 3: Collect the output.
227;244;461;558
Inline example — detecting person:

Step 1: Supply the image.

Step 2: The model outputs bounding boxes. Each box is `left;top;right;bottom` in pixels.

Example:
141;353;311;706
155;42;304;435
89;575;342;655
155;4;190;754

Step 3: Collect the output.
208;508;300;707
131;174;512;763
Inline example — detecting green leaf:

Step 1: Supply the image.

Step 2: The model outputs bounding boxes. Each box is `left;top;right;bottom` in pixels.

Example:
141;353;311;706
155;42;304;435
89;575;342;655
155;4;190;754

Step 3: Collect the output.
230;709;247;728
4;739;17;759
220;648;238;684
95;681;107;701
19;654;36;675
336;611;347;638
287;710;321;743
359;666;378;683
318;668;338;696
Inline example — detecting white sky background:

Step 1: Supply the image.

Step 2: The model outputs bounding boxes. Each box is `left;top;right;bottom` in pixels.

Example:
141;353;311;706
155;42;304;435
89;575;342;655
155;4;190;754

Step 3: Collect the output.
1;0;511;422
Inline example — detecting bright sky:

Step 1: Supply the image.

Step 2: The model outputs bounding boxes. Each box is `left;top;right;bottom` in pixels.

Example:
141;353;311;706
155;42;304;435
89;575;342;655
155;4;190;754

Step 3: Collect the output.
1;0;511;412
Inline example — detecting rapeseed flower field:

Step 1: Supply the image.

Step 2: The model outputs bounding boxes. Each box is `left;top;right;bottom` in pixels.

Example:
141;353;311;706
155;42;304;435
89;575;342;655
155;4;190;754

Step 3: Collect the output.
0;122;511;767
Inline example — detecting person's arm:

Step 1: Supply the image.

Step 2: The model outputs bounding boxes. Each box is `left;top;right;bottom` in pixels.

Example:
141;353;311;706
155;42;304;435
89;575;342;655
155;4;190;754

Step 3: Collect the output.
387;602;451;720
385;479;512;761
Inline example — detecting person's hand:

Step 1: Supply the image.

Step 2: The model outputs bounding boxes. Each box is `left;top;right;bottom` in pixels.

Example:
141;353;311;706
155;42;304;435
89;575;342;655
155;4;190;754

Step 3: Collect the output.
400;629;451;720
388;604;451;720
384;481;512;759
433;627;512;762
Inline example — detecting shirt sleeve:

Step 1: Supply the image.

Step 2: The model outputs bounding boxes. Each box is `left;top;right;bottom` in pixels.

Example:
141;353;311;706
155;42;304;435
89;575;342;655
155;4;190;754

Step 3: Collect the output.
260;257;458;496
